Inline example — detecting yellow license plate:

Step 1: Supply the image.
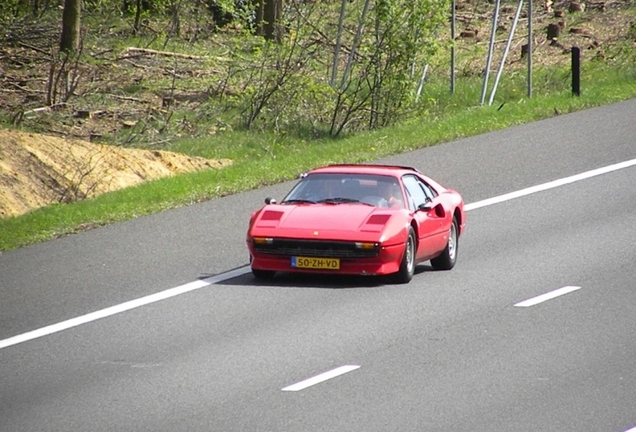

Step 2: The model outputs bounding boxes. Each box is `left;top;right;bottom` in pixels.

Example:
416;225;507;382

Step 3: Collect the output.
291;256;340;270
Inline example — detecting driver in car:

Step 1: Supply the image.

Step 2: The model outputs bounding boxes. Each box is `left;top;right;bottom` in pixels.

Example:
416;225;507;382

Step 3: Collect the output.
378;181;404;209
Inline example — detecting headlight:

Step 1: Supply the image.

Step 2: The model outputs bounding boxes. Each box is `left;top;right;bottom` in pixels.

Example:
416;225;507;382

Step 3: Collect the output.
355;242;377;249
253;237;274;245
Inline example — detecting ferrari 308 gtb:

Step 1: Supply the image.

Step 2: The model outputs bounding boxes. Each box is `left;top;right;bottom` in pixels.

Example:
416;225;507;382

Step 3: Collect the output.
246;164;465;283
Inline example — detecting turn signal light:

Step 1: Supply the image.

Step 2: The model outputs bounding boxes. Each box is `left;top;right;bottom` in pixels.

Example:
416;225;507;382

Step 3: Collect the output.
253;237;274;244
355;242;377;249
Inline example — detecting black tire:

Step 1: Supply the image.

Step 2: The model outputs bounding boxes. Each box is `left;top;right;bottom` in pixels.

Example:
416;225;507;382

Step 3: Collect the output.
393;226;416;284
430;217;458;271
252;268;276;280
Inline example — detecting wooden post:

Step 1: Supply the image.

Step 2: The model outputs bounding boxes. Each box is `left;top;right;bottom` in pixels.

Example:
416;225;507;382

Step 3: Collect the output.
571;46;580;96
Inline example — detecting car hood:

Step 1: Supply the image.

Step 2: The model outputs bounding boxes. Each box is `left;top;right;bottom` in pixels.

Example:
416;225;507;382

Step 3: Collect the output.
254;204;389;231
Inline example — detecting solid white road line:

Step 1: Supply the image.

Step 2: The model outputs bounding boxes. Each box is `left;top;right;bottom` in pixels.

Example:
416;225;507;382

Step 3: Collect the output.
0;279;206;350
0;268;253;350
201;267;252;284
282;365;360;391
514;286;582;307
1;158;635;350
464;158;636;212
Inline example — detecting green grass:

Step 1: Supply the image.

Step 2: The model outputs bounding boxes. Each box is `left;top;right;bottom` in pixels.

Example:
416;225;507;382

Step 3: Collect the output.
1;61;635;252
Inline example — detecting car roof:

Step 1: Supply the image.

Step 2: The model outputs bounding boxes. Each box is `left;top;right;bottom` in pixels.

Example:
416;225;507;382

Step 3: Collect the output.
307;164;422;178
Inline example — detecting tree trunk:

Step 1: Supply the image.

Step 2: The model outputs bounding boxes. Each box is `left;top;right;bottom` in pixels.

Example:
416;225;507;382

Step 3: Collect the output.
169;0;181;36
256;0;282;42
254;0;265;36
133;0;142;34
59;0;81;53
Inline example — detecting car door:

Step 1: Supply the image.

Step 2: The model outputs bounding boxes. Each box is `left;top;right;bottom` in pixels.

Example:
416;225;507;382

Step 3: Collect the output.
402;175;449;259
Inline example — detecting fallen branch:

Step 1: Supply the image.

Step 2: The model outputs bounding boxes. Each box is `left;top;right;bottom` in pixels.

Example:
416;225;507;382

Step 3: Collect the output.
91;48;114;58
121;59;152;70
17;41;51;57
106;94;151;103
119;47;205;60
118;47;228;62
6;81;46;93
24;103;68;116
24;106;51;115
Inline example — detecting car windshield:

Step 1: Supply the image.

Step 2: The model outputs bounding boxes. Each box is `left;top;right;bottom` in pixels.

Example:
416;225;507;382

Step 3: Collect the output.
282;173;405;208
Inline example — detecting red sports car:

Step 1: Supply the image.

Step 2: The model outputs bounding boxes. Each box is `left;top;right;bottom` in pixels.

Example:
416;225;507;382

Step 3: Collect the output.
246;164;465;283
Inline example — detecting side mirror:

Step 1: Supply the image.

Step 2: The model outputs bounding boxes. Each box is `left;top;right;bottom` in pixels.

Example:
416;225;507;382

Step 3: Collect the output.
418;198;433;212
419;201;446;217
265;197;277;204
418;202;433;212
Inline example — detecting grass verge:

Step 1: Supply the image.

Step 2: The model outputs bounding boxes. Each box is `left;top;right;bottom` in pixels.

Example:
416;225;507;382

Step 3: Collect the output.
1;63;635;252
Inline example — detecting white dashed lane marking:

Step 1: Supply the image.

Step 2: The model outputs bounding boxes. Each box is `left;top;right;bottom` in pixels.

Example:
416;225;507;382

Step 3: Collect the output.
514;286;582;307
282;365;361;392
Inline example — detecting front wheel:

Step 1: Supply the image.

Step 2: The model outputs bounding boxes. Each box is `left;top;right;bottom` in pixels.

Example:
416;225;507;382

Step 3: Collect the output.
430;217;458;271
393;226;416;284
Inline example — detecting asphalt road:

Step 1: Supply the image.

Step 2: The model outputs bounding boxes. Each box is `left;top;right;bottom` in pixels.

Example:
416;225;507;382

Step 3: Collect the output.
1;99;635;432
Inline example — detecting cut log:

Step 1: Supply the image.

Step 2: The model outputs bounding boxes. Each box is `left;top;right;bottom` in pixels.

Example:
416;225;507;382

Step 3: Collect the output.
459;30;478;38
547;23;561;40
569;27;591;35
569;2;585;12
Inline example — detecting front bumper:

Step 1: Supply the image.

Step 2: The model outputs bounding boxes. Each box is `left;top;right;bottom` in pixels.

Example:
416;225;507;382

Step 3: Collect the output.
248;242;404;276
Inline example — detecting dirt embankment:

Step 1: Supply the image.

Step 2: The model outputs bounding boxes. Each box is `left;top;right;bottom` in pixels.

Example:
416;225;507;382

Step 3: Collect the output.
0;129;232;218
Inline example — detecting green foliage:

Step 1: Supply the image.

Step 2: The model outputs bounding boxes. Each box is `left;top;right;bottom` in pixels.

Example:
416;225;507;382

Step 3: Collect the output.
83;0;126;15
198;0;454;137
329;0;451;133
0;0;58;18
0;0;29;18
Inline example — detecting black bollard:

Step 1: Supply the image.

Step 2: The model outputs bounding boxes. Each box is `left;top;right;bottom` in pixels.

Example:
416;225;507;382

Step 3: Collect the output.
572;46;581;96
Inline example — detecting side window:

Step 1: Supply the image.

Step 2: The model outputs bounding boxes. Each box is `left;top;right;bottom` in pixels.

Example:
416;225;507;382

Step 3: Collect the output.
402;175;429;210
420;181;438;201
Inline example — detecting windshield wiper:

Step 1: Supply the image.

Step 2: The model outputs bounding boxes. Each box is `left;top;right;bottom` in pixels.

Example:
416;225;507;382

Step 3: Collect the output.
316;197;362;204
282;199;316;204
